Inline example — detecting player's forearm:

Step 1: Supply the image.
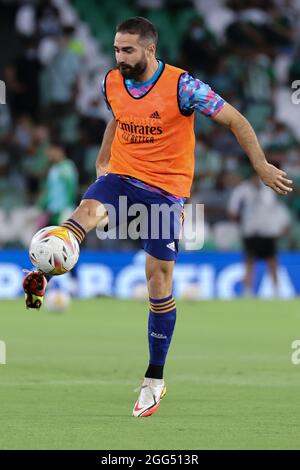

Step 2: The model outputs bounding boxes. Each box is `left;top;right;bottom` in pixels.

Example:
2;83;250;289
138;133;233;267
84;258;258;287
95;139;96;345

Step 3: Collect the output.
228;113;292;194
212;103;292;194
96;118;117;177
229;115;267;171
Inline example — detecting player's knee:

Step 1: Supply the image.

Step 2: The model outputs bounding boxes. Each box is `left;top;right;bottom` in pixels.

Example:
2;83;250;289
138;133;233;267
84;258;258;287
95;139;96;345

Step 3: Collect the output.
146;266;172;298
73;199;108;232
147;265;168;282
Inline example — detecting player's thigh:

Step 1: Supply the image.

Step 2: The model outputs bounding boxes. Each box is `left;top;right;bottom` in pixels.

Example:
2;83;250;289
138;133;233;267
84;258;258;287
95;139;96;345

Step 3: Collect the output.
141;199;183;262
143;198;179;291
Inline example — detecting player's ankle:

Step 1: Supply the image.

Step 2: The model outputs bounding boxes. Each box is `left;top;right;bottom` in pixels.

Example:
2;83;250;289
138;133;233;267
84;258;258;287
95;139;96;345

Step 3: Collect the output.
143;377;164;385
145;364;164;379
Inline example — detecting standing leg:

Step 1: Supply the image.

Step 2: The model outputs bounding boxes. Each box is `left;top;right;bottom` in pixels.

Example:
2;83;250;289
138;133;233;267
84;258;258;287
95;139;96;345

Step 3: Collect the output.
145;254;175;379
132;254;175;417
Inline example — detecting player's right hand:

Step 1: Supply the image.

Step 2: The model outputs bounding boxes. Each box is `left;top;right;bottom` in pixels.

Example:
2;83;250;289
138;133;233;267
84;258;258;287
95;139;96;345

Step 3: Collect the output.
256;162;293;195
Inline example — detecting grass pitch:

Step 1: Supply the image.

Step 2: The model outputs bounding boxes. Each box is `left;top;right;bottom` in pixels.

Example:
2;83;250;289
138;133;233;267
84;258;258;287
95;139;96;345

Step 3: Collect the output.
0;298;300;450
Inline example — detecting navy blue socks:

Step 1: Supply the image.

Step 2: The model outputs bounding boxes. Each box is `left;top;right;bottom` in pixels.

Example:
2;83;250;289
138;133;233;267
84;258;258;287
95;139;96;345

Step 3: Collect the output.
146;294;176;379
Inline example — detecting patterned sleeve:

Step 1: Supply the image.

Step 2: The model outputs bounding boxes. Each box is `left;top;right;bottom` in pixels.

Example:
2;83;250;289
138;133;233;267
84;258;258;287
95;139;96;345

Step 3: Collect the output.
178;72;225;117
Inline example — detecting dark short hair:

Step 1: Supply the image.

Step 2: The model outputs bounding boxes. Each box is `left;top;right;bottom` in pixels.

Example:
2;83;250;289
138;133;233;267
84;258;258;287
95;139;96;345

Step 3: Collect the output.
116;17;158;46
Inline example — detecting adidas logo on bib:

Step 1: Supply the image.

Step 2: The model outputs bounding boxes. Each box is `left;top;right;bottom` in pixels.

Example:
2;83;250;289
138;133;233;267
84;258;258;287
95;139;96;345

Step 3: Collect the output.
149;111;161;119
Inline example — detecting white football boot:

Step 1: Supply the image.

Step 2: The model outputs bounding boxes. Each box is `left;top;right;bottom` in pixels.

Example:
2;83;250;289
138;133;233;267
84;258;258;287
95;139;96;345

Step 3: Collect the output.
132;378;167;417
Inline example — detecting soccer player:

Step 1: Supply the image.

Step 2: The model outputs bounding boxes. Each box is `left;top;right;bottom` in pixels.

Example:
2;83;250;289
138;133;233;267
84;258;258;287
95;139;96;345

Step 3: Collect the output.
23;17;293;417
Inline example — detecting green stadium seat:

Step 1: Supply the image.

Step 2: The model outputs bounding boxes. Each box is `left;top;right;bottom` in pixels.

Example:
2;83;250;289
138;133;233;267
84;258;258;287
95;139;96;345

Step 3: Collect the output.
71;0;198;63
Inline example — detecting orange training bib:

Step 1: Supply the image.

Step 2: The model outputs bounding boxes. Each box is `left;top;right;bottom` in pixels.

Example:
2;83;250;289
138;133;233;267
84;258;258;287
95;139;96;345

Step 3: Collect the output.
104;62;195;197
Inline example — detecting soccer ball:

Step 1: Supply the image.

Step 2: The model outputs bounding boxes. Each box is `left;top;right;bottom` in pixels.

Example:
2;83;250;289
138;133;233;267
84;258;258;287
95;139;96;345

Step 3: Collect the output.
45;289;71;312
29;226;79;275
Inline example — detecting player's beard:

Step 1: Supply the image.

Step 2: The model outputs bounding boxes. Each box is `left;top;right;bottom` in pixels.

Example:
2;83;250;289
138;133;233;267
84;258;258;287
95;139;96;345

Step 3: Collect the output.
117;56;148;80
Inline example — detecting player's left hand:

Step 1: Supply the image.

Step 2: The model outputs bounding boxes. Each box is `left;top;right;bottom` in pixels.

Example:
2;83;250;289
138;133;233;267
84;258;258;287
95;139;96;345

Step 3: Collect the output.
256;162;293;195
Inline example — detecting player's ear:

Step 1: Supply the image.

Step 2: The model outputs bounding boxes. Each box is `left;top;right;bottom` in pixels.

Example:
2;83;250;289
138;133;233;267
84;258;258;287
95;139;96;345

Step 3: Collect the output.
146;43;156;57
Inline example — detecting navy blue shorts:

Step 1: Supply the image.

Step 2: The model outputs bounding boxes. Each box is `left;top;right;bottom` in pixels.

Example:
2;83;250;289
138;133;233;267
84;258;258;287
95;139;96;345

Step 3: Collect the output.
82;173;184;261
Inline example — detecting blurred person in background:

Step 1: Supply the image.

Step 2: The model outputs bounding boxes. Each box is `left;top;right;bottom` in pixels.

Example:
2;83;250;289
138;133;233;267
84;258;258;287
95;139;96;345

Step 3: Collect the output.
228;168;291;297
38;143;78;226
0;149;25;211
4;36;41;121
21;124;50;203
36;0;61;39
41;26;81;136
193;170;239;225
180;16;218;75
